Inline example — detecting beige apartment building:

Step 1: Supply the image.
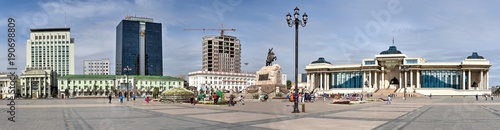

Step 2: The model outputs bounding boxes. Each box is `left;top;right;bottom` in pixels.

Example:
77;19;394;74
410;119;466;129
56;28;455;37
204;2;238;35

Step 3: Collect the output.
202;35;241;73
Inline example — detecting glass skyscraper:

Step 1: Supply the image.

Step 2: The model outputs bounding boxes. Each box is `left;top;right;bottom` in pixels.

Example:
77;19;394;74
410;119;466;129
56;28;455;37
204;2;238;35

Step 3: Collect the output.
116;16;162;76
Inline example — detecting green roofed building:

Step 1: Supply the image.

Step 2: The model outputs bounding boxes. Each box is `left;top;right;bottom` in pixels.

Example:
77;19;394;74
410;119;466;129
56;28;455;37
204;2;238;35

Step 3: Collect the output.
58;74;184;98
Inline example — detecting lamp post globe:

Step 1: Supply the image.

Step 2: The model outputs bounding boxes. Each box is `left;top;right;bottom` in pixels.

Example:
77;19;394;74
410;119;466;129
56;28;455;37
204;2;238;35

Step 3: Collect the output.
123;66;132;101
401;66;407;100
286;6;308;113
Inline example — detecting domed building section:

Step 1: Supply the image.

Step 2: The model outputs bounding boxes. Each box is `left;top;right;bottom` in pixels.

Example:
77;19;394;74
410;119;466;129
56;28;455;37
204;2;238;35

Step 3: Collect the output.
311;57;332;64
379;46;403;55
305;45;492;96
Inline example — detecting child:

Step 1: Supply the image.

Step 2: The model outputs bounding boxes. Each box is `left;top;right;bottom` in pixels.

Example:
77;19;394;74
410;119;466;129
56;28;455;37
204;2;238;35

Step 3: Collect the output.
146;96;150;103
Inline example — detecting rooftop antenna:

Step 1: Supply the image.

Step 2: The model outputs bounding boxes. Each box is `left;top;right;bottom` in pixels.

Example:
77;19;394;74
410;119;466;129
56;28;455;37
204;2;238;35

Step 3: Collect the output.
392;37;395;45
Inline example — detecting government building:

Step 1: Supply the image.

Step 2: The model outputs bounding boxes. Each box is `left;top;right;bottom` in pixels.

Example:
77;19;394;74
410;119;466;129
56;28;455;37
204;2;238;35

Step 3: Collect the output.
188;71;256;93
305;46;492;96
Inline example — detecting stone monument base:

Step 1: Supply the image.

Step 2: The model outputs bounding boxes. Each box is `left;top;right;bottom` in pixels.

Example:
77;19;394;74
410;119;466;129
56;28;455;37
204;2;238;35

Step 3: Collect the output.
247;84;288;94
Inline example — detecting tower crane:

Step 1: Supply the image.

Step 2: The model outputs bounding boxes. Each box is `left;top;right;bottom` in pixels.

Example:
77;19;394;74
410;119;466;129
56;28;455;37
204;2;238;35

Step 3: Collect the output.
184;24;236;36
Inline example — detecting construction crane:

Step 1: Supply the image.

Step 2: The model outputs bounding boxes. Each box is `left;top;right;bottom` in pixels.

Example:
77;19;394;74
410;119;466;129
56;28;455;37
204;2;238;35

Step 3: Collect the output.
184;24;236;36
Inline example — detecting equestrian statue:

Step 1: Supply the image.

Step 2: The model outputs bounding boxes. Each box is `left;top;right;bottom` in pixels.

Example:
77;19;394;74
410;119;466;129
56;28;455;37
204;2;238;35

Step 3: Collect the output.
266;48;277;66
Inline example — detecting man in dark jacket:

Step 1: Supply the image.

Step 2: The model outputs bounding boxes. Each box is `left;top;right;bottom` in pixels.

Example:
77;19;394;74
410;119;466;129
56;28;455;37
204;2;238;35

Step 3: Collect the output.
108;94;112;104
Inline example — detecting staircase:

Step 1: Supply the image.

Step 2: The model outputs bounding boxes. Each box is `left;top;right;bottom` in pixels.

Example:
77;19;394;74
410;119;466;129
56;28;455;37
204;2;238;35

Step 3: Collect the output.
373;88;396;98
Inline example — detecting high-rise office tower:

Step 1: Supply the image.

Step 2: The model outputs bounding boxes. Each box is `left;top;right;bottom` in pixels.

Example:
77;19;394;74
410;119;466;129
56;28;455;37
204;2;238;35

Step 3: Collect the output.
202;35;241;73
83;58;110;75
116;16;162;76
26;28;75;76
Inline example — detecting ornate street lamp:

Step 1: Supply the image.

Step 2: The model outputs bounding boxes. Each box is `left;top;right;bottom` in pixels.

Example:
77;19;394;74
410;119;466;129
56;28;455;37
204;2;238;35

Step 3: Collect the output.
401;66;407;100
286;6;308;113
124;66;132;101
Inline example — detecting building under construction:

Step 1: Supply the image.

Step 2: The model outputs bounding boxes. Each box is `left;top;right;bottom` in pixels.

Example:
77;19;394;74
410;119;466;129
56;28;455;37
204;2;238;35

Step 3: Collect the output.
202;35;241;73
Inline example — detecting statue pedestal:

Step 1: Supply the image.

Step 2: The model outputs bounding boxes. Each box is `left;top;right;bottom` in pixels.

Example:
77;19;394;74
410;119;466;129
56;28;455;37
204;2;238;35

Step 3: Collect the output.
247;64;288;95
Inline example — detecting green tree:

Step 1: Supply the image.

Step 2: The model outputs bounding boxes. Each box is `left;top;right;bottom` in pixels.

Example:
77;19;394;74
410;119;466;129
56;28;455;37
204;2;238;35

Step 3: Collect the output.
153;87;160;99
494;88;500;94
286;80;292;89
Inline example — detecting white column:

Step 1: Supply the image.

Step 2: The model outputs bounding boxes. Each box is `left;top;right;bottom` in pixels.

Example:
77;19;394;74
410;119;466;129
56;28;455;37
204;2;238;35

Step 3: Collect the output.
325;73;330;90
468;70;471;90
311;73;315;89
381;71;385;89
320;73;323;90
410;70;413;88
417;70;420;88
486;71;489;90
374;71;378;89
362;71;368;88
307;73;311;89
404;71;408;88
325;73;328;90
310;73;314;90
480;70;484;90
368;71;374;88
462;70;466;90
399;71;402;88
455;72;459;89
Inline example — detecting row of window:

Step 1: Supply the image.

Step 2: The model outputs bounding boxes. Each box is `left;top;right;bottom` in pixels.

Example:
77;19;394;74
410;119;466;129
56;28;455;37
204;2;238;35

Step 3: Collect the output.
85;66;109;68
87;62;109;65
86;69;109;72
61;80;179;85
31;41;70;44
31;45;70;49
34;35;66;40
86;73;110;75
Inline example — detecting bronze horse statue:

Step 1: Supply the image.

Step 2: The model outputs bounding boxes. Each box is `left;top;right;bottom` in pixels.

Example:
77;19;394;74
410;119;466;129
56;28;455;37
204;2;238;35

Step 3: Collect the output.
266;48;277;66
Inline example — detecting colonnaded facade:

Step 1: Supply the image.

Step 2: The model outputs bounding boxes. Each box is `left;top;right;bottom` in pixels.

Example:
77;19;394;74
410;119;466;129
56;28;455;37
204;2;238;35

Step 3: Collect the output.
305;46;492;95
57;75;184;98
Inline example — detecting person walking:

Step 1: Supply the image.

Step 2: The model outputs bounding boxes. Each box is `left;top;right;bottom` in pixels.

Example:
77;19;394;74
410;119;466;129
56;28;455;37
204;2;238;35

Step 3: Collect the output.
229;94;235;107
190;95;195;105
323;93;327;102
387;95;392;105
119;95;123;103
145;96;150;103
214;93;219;104
429;93;432;99
476;94;479;101
239;95;245;105
108;94;112;104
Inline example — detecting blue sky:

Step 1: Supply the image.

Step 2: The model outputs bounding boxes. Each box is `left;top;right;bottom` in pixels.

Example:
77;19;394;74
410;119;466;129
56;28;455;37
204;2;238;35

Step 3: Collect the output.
1;0;499;86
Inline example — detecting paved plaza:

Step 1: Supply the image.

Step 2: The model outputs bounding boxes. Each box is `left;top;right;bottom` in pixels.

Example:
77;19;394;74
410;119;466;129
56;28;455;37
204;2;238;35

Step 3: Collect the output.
2;96;500;130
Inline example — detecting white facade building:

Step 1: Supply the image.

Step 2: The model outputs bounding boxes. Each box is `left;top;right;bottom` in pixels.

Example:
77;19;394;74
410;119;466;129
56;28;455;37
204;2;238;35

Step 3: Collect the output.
281;74;287;86
83;58;111;75
0;73;17;99
19;67;56;99
306;46;492;95
188;71;255;92
57;75;184;98
26;28;74;77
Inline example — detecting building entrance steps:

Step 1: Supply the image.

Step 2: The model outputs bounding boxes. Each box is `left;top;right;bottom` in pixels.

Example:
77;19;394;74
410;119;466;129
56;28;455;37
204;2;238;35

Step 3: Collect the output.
394;91;425;98
373;88;396;98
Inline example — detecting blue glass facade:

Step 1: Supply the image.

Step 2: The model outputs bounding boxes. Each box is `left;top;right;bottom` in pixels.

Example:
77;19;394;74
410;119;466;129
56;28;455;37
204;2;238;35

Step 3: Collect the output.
116;20;162;76
145;23;163;75
421;70;460;89
332;71;363;88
